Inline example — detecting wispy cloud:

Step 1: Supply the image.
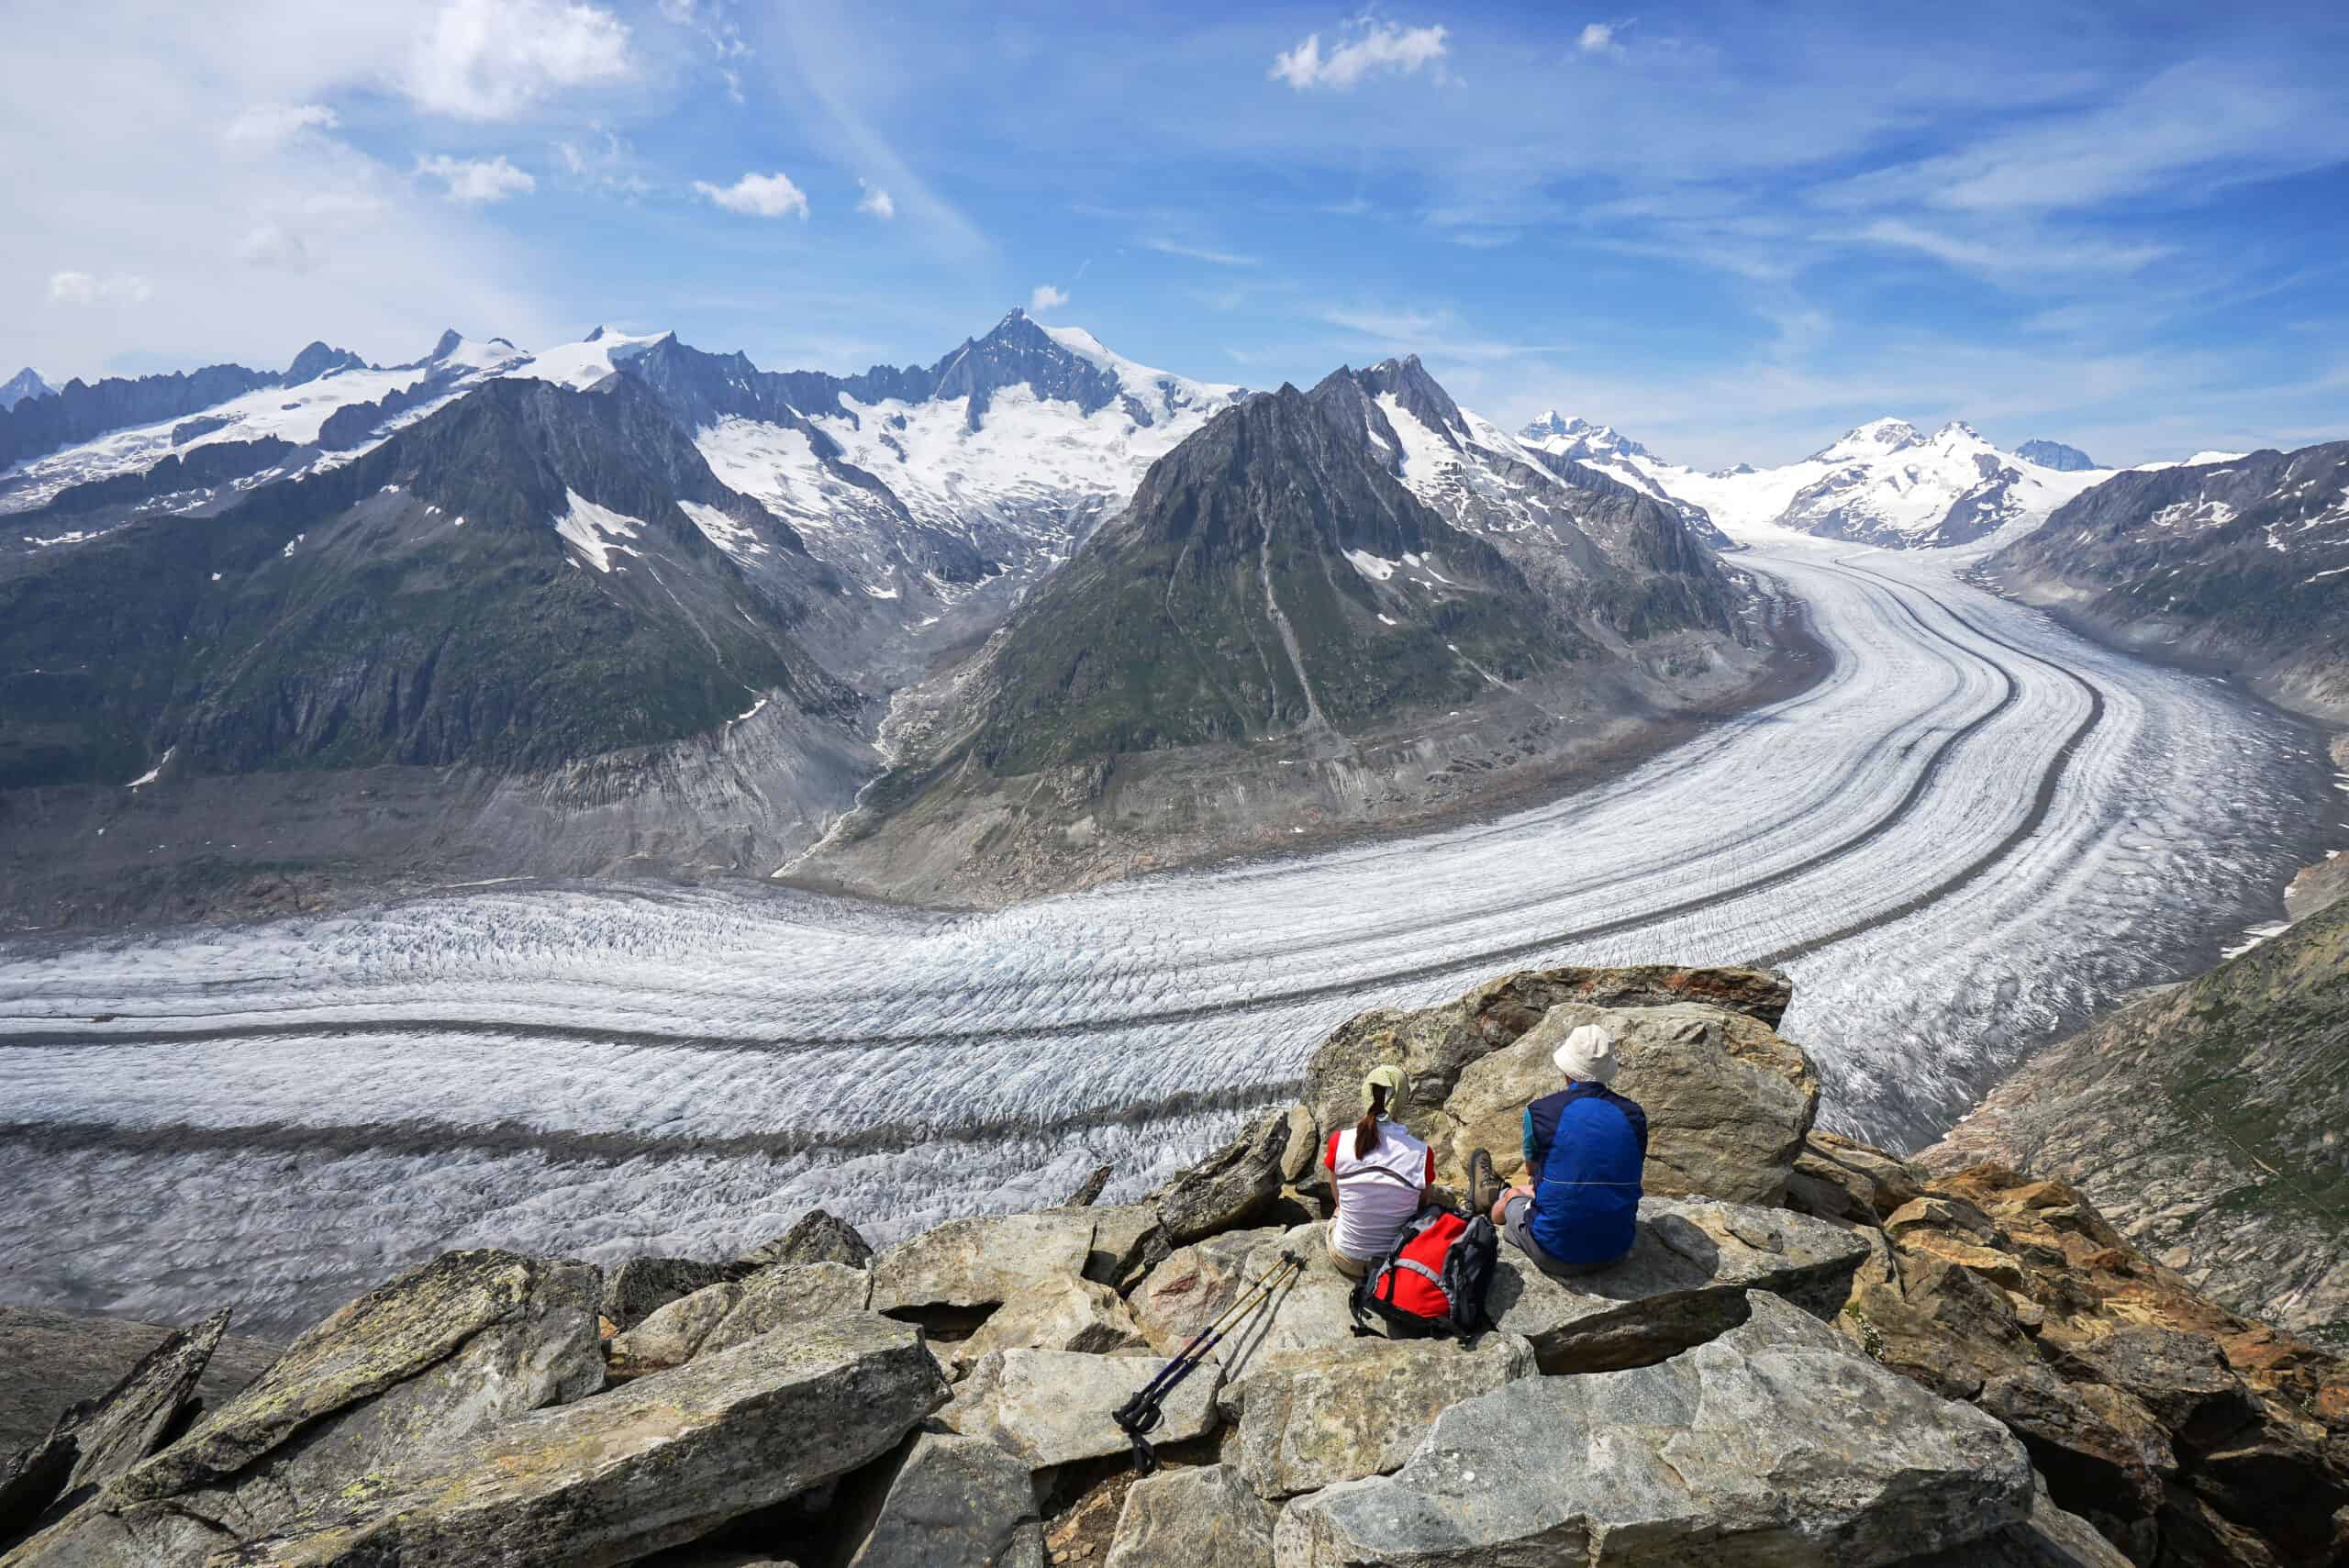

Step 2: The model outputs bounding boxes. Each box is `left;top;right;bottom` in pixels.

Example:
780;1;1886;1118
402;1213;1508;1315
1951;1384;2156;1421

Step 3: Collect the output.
693;170;809;217
1271;18;1449;91
1030;284;1069;312
238;224;316;272
400;0;632;120
856;180;896;218
1142;237;1256;267
1575;20;1627;56
417;153;537;204
48;271;154;306
223;104;340;150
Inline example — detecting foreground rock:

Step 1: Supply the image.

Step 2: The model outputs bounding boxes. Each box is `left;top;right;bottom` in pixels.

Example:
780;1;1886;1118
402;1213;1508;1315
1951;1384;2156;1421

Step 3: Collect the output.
1105;1463;1276;1568
1143;1111;1290;1244
603;1257;728;1332
868;1212;1094;1321
1486;1195;1871;1373
727;1208;874;1278
1276;1294;2032;1566
838;1432;1042;1568
7;1251;604;1565
945;1276;1145;1375
217;1315;943;1567
1842;1164;2349;1566
939;1349;1220;1471
0;1306;281;1456
0;1311;229;1547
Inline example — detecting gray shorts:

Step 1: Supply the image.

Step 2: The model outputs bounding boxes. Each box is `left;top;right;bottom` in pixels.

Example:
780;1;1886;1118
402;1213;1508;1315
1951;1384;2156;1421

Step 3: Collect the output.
1501;1195;1617;1278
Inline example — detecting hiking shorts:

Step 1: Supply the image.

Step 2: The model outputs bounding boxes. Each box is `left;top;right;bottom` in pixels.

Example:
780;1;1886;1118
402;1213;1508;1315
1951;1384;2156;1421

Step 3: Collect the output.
1501;1195;1620;1278
1325;1222;1372;1278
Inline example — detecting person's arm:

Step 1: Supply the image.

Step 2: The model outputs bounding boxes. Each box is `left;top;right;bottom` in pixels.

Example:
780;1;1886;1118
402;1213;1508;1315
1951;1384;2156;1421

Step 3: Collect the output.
1416;1145;1437;1210
1324;1129;1343;1219
1521;1106;1542;1184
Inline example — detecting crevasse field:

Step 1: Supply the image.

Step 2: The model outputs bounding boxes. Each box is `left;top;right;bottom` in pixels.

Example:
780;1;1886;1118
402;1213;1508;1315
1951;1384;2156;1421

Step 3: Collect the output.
0;541;2332;1333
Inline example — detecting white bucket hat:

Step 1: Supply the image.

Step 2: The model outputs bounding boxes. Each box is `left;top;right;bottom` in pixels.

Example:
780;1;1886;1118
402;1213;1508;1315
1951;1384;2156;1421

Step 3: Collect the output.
1553;1023;1619;1084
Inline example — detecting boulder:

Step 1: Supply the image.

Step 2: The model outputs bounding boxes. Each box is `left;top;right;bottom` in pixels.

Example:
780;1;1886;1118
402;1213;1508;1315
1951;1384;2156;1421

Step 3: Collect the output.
1274;1293;2032;1567
7;1251;604;1566
728;1208;874;1278
868;1213;1094;1319
947;1277;1146;1376
0;1310;229;1548
607;1284;745;1378
938;1349;1220;1472
1789;1130;1929;1226
1074;1202;1163;1290
0;1304;282;1458
1441;1002;1817;1204
1104;1463;1276;1568
698;1262;873;1359
603;1256;729;1331
1891;1473;2133;1567
1301;965;1796;1140
1277;1105;1319;1185
1129;1227;1288;1355
1225;1334;1538;1499
841;1433;1042;1568
1486;1195;1871;1374
2042;1326;2264;1452
1143;1113;1290;1245
1975;1364;2174;1519
207;1315;944;1568
1061;1166;1113;1208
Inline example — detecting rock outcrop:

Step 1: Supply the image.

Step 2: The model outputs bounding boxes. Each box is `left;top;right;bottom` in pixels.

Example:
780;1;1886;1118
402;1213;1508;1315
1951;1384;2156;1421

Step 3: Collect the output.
6;962;2338;1568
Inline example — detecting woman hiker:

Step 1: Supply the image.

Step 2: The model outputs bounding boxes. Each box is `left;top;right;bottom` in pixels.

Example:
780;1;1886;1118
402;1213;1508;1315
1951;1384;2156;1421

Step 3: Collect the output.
1323;1063;1439;1278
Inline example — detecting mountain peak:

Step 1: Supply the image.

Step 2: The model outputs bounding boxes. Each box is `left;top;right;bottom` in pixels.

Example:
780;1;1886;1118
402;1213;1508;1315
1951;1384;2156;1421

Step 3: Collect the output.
2016;438;2099;473
284;340;366;386
0;366;55;410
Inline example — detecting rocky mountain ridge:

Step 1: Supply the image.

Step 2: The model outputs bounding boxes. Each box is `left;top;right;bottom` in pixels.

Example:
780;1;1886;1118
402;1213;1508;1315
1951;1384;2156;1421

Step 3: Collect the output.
0;371;51;413
789;363;1793;906
4;962;2340;1567
1984;438;2349;724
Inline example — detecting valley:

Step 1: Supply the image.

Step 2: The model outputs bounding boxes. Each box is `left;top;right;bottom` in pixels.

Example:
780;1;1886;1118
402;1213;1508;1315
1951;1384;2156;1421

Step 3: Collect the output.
0;540;2332;1335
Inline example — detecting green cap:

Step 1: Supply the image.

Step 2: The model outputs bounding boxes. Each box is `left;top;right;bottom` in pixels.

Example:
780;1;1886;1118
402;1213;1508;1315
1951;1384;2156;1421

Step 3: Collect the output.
1362;1063;1407;1108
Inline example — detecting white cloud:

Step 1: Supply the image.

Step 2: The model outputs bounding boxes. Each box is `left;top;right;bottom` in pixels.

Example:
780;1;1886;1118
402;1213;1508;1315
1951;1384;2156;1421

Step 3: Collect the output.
1143;237;1256;267
554;127;651;195
693;171;810;217
1030;284;1069;312
417;153;538;204
1271;19;1448;91
223;103;340;150
402;0;631;120
237;224;315;272
1575;21;1624;55
856;180;895;218
47;271;153;306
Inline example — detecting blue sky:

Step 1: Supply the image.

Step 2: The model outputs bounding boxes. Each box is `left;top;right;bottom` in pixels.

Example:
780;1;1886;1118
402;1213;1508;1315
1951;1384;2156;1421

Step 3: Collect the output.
6;0;2347;467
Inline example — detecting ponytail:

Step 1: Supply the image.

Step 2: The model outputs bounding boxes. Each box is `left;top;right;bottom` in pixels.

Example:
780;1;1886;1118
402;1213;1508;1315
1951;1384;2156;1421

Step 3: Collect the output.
1355;1084;1386;1157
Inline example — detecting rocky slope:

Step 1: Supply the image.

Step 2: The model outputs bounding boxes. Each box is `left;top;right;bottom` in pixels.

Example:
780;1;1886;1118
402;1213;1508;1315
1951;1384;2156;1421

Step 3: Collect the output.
793;366;1788;905
4;962;2339;1568
1926;892;2349;1347
1985;440;2349;724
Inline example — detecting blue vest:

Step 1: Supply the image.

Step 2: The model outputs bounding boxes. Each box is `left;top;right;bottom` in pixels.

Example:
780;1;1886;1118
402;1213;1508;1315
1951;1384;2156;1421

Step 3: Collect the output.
1525;1084;1647;1265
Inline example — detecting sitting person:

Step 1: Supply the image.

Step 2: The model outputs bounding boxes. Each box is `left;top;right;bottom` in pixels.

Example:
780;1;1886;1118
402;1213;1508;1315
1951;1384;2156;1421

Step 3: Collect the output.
1470;1023;1647;1275
1323;1064;1436;1278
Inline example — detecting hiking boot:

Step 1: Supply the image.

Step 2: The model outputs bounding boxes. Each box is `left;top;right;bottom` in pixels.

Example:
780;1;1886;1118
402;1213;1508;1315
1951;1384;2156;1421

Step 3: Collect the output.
1468;1149;1502;1217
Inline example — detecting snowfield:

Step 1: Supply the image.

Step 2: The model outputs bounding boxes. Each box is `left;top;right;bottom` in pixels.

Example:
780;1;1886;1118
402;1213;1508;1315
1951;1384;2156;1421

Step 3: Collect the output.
0;540;2331;1331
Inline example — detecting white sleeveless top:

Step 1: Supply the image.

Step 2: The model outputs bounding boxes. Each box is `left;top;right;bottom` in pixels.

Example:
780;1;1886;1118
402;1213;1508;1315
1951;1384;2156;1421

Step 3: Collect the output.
1326;1118;1433;1262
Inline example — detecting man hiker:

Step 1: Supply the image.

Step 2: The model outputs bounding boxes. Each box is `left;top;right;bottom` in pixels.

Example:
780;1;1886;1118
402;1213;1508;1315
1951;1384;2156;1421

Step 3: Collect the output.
1469;1022;1646;1275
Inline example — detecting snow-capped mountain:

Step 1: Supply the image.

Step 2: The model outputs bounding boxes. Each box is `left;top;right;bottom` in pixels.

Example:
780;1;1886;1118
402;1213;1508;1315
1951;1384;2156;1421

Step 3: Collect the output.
1518;413;2114;550
2016;439;2098;473
1990;439;2349;720
1516;407;1728;542
0;368;52;410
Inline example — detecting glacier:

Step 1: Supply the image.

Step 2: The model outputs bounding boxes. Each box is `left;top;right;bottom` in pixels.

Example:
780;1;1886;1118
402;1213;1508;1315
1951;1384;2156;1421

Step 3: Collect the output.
0;539;2333;1332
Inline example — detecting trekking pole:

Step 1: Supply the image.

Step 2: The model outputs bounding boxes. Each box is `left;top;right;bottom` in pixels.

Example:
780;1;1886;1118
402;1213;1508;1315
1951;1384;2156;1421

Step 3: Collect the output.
1112;1251;1303;1473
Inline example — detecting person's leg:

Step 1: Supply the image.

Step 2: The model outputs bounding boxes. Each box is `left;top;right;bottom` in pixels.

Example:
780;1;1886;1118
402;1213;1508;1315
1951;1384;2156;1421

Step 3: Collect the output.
1329;1247;1369;1280
1490;1184;1531;1228
1468;1149;1503;1217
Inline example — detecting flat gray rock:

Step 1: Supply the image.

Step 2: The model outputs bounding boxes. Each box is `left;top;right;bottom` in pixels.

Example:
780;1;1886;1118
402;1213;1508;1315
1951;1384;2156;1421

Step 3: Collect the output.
603;1257;728;1332
697;1262;872;1359
946;1276;1145;1377
1890;1475;2132;1567
841;1433;1041;1568
1105;1463;1276;1568
1128;1226;1288;1355
938;1349;1220;1472
728;1208;874;1279
1489;1195;1870;1373
210;1314;945;1568
868;1213;1095;1317
1227;1334;1538;1499
1275;1294;2032;1567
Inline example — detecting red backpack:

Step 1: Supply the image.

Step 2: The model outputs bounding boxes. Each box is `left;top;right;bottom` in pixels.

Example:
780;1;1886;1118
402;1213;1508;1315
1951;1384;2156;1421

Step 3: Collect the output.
1350;1207;1497;1340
